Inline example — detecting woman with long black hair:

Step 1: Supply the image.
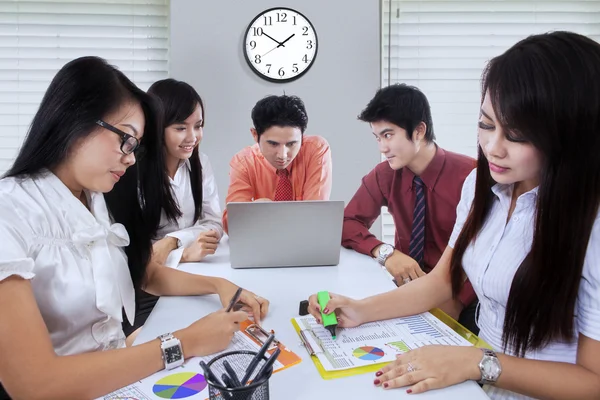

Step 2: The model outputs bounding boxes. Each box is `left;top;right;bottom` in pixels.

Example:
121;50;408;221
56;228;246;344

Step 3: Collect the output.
308;31;600;399
0;57;268;399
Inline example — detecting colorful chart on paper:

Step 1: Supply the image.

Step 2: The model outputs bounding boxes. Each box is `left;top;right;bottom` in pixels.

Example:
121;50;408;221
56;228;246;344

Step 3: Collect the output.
352;346;385;361
152;372;207;399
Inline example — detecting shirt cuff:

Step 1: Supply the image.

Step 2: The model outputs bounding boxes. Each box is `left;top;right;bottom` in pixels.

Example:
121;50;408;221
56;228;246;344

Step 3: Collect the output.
164;248;185;269
166;231;195;248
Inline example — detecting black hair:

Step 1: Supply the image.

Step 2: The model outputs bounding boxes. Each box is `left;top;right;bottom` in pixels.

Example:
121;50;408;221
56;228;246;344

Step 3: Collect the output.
450;31;600;356
148;78;205;225
358;83;435;142
251;95;308;140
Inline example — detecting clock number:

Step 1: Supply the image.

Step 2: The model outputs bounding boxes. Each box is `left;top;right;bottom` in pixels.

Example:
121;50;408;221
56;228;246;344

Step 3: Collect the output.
277;12;287;23
292;63;299;73
253;27;263;36
278;67;285;77
302;26;309;36
306;40;313;49
266;64;272;73
254;55;261;64
293;16;297;25
249;40;256;50
302;54;309;64
263;16;272;26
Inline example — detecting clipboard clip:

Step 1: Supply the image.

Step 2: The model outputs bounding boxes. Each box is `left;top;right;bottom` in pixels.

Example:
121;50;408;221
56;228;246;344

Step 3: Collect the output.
298;329;323;356
245;323;279;351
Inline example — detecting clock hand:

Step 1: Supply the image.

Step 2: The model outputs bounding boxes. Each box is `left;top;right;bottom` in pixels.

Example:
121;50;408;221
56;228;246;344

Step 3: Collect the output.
261;45;280;57
277;33;295;48
261;31;284;47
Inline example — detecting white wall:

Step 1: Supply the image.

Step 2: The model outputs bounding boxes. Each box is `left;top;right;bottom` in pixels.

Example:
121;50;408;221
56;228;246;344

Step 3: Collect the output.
169;0;382;234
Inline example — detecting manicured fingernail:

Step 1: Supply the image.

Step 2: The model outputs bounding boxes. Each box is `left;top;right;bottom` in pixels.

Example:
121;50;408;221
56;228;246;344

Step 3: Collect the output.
323;308;329;314
375;371;383;377
373;379;380;385
407;389;412;394
383;383;389;389
317;318;321;324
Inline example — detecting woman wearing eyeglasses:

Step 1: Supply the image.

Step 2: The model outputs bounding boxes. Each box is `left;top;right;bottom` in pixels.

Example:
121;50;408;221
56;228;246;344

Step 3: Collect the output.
307;31;600;399
0;56;269;399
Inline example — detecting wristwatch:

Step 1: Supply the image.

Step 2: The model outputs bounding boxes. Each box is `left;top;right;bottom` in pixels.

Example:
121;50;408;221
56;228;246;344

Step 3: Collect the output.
478;348;502;385
158;333;184;370
376;244;395;266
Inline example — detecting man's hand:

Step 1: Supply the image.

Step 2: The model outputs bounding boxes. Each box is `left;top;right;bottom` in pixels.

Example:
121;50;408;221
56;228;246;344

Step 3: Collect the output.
372;246;426;285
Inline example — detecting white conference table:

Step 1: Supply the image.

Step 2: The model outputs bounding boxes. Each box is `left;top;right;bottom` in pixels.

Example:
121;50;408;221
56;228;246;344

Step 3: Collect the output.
135;238;489;400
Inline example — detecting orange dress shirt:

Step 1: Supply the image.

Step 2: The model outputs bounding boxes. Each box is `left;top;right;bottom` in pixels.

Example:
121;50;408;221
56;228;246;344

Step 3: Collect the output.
223;135;332;232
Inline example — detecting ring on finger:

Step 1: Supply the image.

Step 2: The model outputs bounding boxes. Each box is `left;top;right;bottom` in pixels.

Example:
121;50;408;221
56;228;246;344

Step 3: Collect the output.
403;277;412;285
407;362;417;373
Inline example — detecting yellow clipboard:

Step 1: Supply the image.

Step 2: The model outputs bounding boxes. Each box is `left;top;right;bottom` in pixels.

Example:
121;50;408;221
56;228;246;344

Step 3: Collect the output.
291;308;491;380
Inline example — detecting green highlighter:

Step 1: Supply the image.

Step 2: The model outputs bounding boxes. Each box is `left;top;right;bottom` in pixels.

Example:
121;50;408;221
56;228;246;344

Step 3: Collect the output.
317;291;338;339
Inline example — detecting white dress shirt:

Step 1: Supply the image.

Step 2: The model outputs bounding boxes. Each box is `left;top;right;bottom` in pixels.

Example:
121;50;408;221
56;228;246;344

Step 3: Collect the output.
156;152;223;267
449;170;600;400
0;171;135;355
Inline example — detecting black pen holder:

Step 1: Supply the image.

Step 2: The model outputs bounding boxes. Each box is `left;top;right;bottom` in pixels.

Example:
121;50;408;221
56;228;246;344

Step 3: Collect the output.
206;350;272;400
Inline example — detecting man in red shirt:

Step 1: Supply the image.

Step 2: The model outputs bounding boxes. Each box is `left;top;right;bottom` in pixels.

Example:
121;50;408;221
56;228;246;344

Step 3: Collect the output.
343;84;478;330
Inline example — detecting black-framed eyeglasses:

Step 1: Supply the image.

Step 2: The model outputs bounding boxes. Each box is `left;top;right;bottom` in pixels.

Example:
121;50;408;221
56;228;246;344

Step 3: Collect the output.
96;119;140;155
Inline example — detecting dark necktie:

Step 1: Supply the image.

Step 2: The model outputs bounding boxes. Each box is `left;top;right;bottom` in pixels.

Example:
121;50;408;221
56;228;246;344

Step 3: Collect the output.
274;169;293;201
408;176;426;266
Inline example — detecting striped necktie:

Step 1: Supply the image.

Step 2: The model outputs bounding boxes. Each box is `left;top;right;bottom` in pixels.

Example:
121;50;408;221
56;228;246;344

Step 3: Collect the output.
408;176;426;266
274;169;293;201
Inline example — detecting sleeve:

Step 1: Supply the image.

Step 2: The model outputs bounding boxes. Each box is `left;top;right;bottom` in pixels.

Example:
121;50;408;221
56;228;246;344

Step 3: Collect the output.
448;168;477;249
577;213;600;341
302;137;332;200
0;197;35;281
222;153;255;234
341;167;386;256
165;154;224;248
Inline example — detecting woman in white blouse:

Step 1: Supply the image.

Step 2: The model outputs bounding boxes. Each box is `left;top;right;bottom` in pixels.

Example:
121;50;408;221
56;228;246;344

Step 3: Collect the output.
0;56;269;399
148;78;224;267
124;79;228;336
307;31;600;399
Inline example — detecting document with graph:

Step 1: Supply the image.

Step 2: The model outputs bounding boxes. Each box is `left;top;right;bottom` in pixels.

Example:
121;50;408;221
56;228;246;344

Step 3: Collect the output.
293;312;473;372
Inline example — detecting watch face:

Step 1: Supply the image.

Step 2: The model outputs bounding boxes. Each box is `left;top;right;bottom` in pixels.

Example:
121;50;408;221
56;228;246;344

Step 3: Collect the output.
244;8;318;82
381;244;394;257
165;343;183;364
482;357;501;379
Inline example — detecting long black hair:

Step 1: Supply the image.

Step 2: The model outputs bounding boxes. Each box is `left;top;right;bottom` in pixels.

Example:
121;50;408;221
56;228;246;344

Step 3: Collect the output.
450;32;600;356
147;79;205;224
5;56;172;290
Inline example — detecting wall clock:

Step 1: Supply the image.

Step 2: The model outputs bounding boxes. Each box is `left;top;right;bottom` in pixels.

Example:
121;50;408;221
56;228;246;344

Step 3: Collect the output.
243;7;318;83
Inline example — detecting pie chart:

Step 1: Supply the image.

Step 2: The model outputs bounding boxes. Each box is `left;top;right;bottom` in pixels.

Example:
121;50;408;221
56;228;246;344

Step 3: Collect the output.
353;346;385;361
152;372;207;399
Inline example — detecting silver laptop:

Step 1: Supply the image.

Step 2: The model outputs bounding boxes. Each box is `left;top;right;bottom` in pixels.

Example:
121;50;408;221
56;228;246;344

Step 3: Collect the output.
227;201;344;268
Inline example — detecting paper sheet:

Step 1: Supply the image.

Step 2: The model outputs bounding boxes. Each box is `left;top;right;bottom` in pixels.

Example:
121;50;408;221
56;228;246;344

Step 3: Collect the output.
101;331;284;400
295;312;473;372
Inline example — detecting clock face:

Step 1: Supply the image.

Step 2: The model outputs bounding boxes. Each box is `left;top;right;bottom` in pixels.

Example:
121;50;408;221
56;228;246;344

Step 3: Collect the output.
244;8;318;83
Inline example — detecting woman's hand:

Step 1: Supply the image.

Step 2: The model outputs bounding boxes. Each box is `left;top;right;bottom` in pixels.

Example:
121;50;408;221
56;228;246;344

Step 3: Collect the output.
152;236;179;266
215;280;269;325
181;230;220;262
307;292;365;328
373;345;482;394
177;309;248;357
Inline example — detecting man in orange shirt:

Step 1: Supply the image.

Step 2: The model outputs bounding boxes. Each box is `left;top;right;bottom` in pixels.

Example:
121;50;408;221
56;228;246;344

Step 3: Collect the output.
223;95;332;233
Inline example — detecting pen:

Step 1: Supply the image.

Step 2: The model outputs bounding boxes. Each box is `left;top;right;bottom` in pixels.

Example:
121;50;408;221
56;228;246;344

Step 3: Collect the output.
226;287;244;312
200;361;232;399
252;348;281;384
223;360;242;387
241;333;276;385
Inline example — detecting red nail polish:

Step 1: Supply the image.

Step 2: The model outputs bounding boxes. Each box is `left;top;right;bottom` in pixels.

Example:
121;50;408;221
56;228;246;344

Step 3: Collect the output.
407;389;412;394
383;383;389;389
373;379;380;385
375;371;383;377
323;308;329;314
